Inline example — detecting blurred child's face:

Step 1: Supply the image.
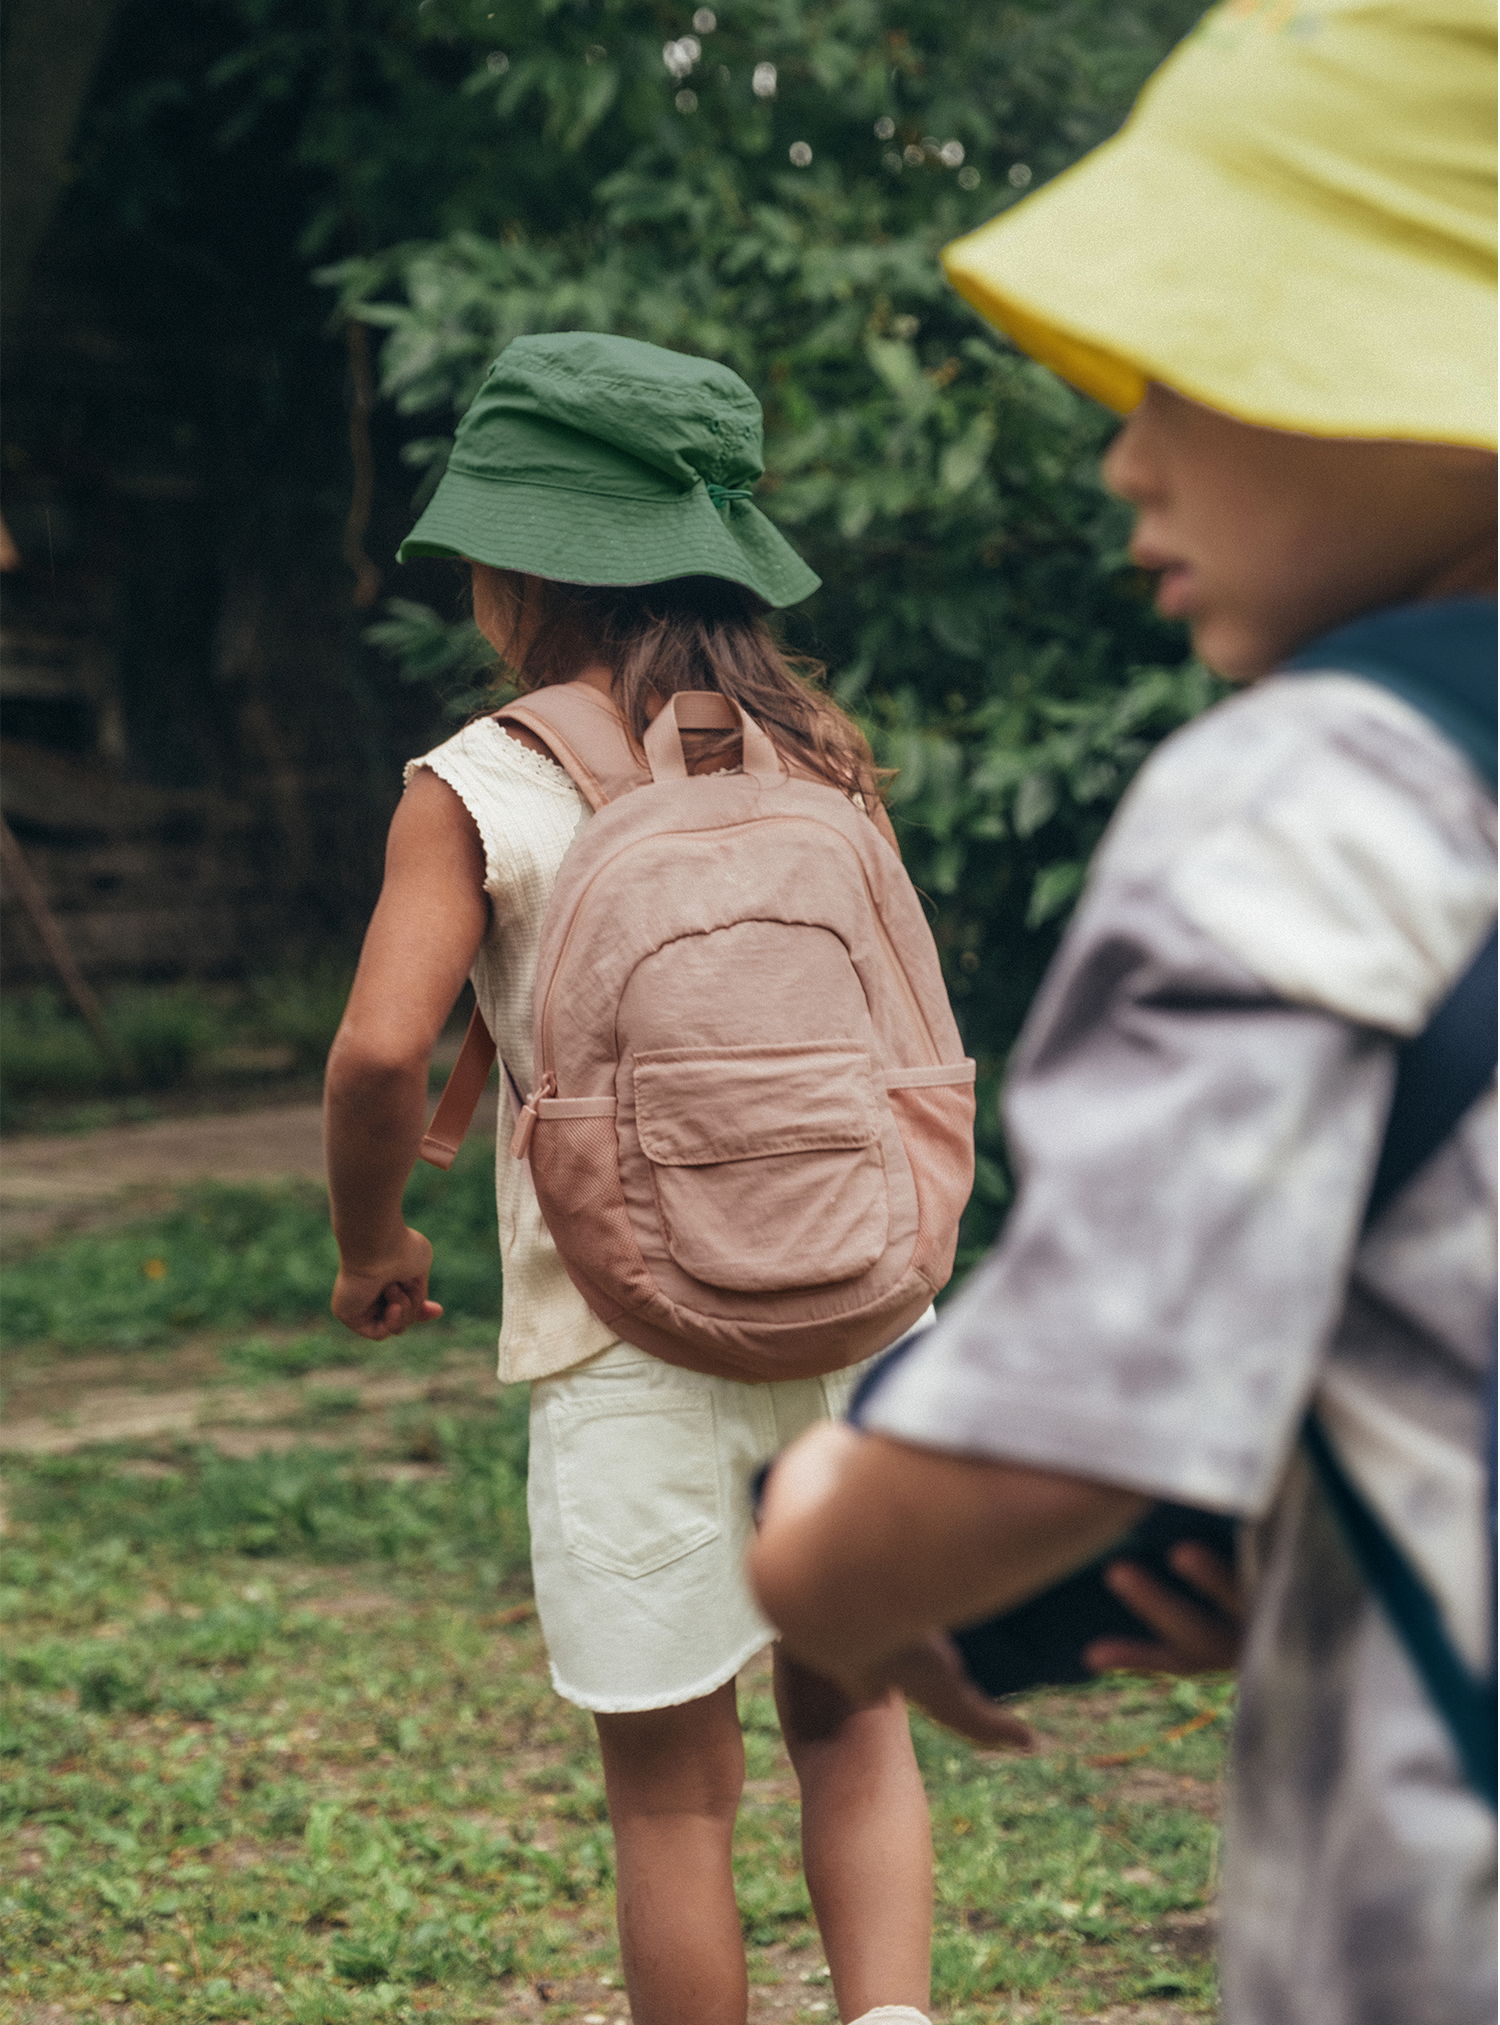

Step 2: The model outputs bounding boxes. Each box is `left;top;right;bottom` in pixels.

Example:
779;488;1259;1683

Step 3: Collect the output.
470;563;543;664
1103;385;1497;681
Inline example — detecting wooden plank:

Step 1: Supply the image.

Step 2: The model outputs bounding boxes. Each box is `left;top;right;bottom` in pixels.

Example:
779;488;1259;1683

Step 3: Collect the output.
0;813;125;1069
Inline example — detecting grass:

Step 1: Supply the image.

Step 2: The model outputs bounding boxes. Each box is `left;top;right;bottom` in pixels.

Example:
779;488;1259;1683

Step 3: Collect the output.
0;966;358;1130
1;1141;501;1345
9;1409;530;1573
1;1165;1231;2020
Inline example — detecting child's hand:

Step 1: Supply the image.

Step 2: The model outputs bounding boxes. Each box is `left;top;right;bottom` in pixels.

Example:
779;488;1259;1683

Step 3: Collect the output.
871;1632;1040;1754
331;1227;443;1340
1083;1543;1245;1676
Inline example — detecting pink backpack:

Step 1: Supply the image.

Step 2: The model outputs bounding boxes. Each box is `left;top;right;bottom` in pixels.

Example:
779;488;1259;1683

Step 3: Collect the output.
421;682;975;1382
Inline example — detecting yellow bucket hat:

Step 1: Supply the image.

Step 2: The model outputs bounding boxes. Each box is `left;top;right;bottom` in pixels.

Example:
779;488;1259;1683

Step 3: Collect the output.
943;0;1497;447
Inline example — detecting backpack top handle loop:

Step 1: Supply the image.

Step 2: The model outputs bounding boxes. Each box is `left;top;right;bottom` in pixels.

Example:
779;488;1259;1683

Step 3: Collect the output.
644;690;785;786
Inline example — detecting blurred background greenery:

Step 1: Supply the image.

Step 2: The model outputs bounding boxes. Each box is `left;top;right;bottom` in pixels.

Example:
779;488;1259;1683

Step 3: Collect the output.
5;0;1212;1232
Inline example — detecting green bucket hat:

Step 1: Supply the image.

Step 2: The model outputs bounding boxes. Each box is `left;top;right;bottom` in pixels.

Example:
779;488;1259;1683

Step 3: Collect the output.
397;331;820;608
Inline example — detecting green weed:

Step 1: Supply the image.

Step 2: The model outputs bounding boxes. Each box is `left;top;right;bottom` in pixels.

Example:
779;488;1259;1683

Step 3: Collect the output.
0;985;228;1104
0;968;362;1128
300;1388;364;1421
1;1165;1226;2018
108;987;227;1090
224;1333;364;1380
0;989;114;1101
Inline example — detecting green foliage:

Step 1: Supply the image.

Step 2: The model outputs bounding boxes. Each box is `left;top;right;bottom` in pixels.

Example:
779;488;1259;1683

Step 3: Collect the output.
0;969;355;1122
221;1332;339;1378
106;989;226;1090
0;987;229;1108
2;1185;340;1349
1;1141;500;1349
2;1219;1226;2017
309;0;1216;1116
360;594;504;721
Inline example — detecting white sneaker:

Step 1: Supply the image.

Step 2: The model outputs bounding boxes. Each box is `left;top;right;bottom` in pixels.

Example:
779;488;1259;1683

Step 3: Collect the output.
845;2010;932;2025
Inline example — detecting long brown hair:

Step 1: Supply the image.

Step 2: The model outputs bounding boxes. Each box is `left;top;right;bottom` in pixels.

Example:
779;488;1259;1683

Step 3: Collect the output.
477;567;887;807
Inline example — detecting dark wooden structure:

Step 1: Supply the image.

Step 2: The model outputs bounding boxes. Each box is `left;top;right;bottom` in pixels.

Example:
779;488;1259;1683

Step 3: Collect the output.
0;351;418;982
0;0;452;986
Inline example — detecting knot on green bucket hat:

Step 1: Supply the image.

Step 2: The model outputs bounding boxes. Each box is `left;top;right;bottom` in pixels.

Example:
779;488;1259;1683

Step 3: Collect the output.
397;331;820;609
942;0;1496;447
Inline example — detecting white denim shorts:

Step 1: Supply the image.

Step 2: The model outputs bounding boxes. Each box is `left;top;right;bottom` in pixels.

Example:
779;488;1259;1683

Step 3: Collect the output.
526;1340;872;1713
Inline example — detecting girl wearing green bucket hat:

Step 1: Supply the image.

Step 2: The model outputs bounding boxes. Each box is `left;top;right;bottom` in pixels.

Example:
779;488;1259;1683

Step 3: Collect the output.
323;333;943;2025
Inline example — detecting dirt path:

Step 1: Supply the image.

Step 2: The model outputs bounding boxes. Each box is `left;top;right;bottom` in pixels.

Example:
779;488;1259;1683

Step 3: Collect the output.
0;1349;475;1457
0;1100;506;1456
0;1101;328;1246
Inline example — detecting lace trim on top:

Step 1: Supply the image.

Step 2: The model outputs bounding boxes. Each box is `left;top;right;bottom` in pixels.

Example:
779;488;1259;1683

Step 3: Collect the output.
475;716;577;792
402;717;576;795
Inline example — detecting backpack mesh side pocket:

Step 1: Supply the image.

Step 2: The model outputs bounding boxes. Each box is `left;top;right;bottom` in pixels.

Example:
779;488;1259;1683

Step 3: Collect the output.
886;1066;976;1292
529;1109;653;1322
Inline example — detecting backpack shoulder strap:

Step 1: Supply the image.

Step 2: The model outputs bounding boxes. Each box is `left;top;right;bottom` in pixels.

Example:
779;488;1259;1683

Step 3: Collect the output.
1305;917;1498;1808
1282;594;1498;794
1364;920;1497;1227
416;683;645;1170
419;1004;497;1170
1303;1413;1497;1807
496;682;651;810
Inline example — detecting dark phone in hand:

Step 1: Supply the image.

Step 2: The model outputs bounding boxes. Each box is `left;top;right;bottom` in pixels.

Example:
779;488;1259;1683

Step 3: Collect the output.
843;1332;1238;1699
948;1503;1238;1699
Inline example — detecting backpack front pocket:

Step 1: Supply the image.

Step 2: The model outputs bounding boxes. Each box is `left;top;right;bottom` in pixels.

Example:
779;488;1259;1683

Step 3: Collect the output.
633;1043;889;1292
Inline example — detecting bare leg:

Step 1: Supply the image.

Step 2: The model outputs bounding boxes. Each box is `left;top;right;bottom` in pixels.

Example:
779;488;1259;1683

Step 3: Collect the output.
594;1682;748;2025
774;1648;932;2021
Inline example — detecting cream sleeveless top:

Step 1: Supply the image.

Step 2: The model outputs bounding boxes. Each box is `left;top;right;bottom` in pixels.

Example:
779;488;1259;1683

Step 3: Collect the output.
406;718;620;1383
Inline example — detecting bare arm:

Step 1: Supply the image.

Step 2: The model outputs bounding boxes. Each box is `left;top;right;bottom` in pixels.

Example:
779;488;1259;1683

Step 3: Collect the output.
325;767;489;1338
749;1420;1146;1746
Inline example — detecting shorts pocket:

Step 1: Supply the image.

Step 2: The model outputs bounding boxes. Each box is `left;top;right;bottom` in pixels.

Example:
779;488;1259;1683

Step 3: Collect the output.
547;1392;722;1579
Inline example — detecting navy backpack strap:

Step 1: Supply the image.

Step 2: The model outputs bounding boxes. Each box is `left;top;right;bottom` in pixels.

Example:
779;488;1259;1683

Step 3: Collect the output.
1303;916;1498;1808
1365;922;1498;1226
1303;1415;1496;1808
1288;592;1498;1807
1281;594;1497;791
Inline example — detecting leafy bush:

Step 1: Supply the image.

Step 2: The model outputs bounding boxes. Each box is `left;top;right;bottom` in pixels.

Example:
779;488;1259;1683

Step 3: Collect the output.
0;971;356;1117
0;986;227;1107
0;992;111;1101
361;597;504;724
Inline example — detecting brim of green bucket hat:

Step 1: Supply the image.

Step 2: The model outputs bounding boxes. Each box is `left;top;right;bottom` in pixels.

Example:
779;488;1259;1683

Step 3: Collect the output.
944;112;1497;449
397;469;820;609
